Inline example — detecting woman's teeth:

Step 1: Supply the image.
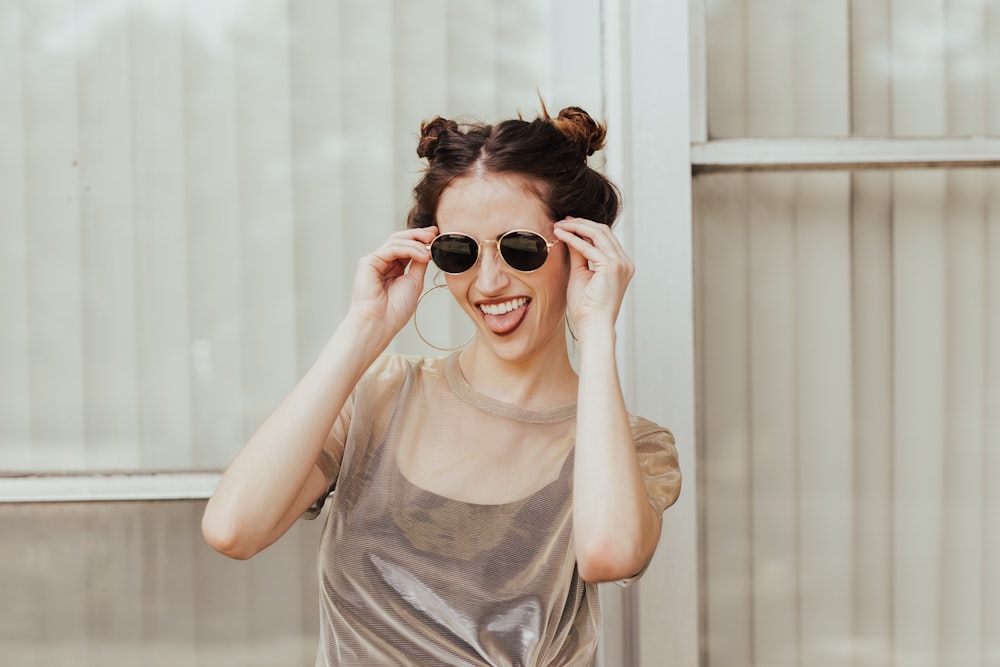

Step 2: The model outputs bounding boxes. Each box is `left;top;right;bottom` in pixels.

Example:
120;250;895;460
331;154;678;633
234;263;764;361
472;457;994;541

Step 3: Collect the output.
479;297;528;316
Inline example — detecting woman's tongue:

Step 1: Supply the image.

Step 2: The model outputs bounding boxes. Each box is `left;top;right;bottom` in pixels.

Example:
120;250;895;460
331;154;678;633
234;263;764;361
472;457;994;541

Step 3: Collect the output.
480;299;529;335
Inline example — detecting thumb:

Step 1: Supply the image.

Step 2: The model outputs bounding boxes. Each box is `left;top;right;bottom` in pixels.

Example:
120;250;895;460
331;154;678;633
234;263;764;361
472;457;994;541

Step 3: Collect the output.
407;256;430;292
567;241;590;274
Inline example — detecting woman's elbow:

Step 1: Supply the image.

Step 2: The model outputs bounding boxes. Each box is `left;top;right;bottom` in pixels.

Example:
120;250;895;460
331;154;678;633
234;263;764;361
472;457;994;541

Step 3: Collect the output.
201;504;260;560
576;537;649;583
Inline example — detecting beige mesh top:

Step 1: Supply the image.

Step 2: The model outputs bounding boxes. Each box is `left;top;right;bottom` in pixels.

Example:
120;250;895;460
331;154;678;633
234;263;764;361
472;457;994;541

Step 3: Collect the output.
307;353;681;666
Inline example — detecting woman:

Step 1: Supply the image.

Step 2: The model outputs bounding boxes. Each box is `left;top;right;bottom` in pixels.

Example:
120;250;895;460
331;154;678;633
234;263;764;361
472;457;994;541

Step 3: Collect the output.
202;105;681;666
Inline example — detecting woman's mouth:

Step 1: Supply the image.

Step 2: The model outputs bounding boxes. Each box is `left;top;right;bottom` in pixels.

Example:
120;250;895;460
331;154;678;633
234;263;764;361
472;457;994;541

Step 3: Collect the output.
478;297;530;334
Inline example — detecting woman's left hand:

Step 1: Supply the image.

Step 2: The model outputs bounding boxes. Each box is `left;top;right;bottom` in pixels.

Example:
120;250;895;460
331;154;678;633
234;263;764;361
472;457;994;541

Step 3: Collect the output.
553;217;635;333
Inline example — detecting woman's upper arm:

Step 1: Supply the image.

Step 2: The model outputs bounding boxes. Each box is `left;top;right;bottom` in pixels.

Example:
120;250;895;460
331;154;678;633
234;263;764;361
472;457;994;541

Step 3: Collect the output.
270;463;334;541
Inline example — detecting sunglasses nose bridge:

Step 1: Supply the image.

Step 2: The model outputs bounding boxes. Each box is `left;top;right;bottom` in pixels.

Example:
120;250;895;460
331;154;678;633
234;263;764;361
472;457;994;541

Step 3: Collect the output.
480;238;501;257
477;239;508;272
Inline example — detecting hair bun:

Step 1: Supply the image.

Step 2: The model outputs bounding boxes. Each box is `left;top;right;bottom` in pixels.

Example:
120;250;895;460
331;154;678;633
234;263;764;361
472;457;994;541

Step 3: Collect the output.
417;116;459;160
552;106;606;157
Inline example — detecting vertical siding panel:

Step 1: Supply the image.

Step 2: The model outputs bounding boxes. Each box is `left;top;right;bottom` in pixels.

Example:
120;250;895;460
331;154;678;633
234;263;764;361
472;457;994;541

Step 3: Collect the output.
84;505;143;665
549;0;602;113
849;7;894;664
288;0;348;373
247;525;314;663
337;1;398;344
986;9;1000;651
140;502;198;666
447;1;498;115
391;0;449;356
339;0;395;244
890;0;947;137
892;171;947;667
0;0;31;470
939;172;986;667
849;0;892;137
850;172;894;667
944;0;987;135
745;0;794;137
941;11;990;665
984;171;1000;666
890;0;948;663
0;507;41;665
697;175;753;667
194;533;251;666
991;2;1000;136
495;0;548;106
795;173;854;667
43;507;91;665
131;1;191;470
231;6;305;659
692;172;709;667
794;2;849;136
704;0;746;137
748;175;798;667
849;5;894;663
78;0;138;470
23;0;86;471
234;2;298;441
183;1;245;470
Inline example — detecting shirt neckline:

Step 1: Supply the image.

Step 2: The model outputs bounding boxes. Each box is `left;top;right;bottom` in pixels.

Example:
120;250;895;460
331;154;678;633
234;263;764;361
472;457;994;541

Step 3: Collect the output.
443;352;577;424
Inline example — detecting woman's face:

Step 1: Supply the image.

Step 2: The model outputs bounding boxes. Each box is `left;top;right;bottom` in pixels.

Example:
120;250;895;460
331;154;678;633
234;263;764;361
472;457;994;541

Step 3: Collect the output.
435;173;570;363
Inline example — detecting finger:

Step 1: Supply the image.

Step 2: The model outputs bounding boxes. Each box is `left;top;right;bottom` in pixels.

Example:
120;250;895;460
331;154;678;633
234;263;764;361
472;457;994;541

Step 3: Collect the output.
369;237;433;274
387;225;438;241
553;225;609;267
557;218;634;267
402;225;439;245
372;226;438;260
554;218;625;256
404;253;430;290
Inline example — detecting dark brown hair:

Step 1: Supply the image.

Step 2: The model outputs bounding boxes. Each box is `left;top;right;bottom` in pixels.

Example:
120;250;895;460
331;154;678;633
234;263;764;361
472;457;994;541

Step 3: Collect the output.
406;105;621;229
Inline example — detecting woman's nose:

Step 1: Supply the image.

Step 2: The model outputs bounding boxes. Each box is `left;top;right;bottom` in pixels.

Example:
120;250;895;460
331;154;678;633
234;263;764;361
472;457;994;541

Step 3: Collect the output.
475;242;510;293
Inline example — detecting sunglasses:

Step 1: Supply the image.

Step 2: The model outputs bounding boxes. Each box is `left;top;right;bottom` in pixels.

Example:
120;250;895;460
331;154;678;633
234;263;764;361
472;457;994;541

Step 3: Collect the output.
426;229;559;274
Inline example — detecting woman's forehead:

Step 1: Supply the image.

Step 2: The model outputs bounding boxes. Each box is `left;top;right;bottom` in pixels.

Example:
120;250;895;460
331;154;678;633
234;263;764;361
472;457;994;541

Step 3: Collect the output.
437;174;550;234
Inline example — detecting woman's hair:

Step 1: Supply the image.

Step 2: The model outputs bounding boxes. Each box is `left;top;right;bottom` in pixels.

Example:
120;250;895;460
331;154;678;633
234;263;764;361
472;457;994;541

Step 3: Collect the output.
406;105;622;229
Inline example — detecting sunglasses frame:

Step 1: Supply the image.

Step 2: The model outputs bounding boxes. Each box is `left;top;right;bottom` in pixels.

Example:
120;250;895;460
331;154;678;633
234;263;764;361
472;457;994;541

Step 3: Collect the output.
426;229;559;275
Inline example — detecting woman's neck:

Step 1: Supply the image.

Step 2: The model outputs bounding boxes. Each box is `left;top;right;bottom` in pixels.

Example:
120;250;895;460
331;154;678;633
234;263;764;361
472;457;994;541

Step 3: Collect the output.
457;339;578;410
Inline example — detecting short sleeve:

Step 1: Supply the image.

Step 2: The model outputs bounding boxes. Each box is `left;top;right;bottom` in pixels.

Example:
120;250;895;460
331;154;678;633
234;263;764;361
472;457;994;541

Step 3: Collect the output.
613;416;682;587
630;415;682;515
301;353;419;520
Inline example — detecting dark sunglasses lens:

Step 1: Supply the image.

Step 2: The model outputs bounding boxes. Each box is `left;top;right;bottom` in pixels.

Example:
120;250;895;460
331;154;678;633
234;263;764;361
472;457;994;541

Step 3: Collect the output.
431;235;478;273
499;232;548;271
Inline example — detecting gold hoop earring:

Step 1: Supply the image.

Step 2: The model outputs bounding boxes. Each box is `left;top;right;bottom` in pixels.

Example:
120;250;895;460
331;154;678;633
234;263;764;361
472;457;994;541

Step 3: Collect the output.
412;283;475;352
565;313;578;342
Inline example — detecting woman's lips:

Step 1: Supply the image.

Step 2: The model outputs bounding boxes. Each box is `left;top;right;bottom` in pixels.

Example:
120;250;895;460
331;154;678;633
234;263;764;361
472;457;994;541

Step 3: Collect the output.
478;297;530;335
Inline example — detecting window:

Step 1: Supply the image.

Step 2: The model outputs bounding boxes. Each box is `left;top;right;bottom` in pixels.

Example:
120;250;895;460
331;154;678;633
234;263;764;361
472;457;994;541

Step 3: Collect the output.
694;2;1000;665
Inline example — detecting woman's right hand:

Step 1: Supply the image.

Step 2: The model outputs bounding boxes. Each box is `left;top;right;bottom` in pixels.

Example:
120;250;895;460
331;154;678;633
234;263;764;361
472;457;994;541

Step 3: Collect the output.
347;226;438;337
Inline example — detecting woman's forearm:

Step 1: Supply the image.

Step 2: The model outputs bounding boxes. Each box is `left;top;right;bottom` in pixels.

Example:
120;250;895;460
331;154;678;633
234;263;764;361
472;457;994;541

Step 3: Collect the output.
572;325;661;582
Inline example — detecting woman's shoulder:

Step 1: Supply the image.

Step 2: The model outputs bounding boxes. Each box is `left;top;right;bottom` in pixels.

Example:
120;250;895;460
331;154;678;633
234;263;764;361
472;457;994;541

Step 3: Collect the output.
361;352;446;387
